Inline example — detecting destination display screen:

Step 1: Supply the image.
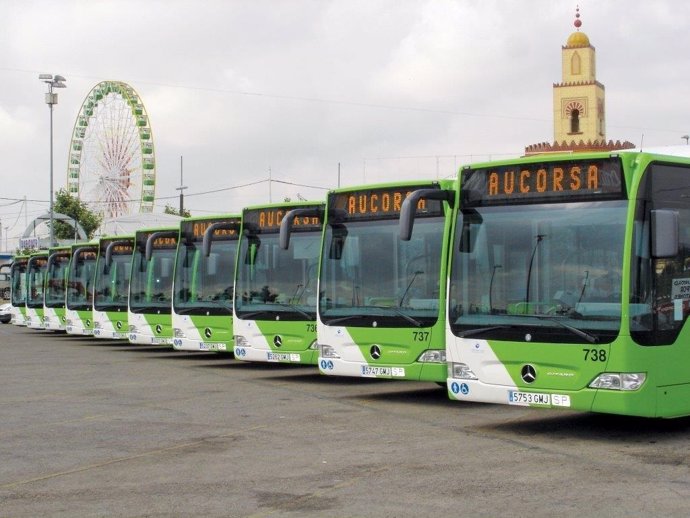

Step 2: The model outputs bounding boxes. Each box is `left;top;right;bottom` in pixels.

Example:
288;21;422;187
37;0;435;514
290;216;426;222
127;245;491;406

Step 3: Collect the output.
461;158;625;206
50;253;71;265
29;257;48;269
243;205;322;234
100;240;134;255
329;185;445;221
75;249;98;261
182;217;240;242
136;232;178;250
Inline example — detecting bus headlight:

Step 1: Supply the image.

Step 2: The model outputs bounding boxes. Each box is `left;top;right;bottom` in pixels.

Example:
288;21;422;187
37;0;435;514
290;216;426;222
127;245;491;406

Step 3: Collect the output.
417;349;446;363
449;362;478;380
173;328;185;338
129;325;137;333
308;339;318;350
93;322;101;329
589;372;646;391
318;343;340;359
235;335;249;347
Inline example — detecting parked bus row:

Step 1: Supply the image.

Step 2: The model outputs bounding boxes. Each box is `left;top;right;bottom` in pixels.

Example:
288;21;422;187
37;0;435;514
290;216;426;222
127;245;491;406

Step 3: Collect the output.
9;148;690;418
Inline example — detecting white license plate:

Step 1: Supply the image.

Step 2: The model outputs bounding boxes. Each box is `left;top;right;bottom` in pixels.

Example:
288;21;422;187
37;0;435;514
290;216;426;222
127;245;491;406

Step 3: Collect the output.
509;391;551;406
361;365;392;377
151;337;167;344
267;352;291;361
206;343;226;351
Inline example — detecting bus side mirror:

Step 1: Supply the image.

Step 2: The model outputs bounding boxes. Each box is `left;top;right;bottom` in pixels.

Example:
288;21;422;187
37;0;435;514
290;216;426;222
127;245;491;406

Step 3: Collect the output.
145;231;178;261
400;188;453;241
652;209;679;258
458;209;483;253
104;240;130;274
279;206;323;250
203;221;240;257
328;224;347;260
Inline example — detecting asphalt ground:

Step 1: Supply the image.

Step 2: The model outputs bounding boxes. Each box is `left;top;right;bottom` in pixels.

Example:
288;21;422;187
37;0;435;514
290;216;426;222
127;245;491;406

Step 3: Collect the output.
1;323;690;517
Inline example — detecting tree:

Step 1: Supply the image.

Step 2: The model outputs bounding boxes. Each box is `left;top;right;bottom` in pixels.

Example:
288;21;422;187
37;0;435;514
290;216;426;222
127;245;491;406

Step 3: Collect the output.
164;204;191;218
52;188;103;240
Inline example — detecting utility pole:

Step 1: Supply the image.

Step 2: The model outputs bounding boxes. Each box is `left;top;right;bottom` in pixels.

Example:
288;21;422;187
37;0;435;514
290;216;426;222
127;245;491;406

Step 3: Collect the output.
39;73;66;247
175;155;187;215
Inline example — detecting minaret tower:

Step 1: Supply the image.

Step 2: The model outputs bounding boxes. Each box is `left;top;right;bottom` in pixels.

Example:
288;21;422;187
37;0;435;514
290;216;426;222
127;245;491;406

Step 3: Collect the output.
553;6;605;144
525;7;633;155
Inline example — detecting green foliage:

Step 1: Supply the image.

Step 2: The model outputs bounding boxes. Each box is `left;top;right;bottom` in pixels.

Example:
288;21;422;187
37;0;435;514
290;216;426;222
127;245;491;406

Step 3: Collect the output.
164;204;191;218
52;189;103;239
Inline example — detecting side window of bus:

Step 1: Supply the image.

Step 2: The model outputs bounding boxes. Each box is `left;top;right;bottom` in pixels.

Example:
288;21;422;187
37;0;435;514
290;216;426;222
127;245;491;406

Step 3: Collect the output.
632;163;690;345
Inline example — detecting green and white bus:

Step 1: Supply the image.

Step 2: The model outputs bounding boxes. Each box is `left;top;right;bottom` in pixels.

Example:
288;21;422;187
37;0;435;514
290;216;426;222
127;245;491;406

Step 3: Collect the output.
234;201;324;364
93;235;134;340
10;255;29;326
317;181;454;381
65;242;99;335
172;215;240;353
43;245;71;331
26;251;49;330
444;148;690;418
128;226;178;345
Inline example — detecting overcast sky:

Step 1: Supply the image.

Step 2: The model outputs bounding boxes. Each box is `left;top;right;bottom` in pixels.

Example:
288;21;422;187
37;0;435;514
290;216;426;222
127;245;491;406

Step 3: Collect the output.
1;0;689;248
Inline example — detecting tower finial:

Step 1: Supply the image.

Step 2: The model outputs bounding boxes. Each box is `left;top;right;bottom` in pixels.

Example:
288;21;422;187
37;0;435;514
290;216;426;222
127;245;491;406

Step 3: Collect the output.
574;5;582;30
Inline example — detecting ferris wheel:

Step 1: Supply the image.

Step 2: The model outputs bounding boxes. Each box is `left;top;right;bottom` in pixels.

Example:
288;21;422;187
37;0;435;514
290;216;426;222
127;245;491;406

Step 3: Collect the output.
67;81;156;219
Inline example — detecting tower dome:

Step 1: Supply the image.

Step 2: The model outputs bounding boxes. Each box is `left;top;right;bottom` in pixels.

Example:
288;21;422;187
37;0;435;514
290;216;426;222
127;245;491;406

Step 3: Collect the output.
567;31;590;47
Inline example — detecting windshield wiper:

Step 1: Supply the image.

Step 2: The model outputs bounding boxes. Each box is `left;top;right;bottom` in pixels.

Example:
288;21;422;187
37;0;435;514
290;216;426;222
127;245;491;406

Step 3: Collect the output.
271;301;314;320
368;305;423;327
529;315;599;344
94;303;126;311
321;314;367;326
457;325;512;338
176;301;233;314
322;306;425;327
236;309;276;320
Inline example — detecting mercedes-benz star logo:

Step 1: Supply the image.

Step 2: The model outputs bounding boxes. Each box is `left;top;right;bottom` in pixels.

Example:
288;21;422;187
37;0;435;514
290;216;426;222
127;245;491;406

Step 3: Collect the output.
204;328;212;339
370;345;381;360
273;335;283;347
521;364;537;384
155;324;162;334
116;321;122;329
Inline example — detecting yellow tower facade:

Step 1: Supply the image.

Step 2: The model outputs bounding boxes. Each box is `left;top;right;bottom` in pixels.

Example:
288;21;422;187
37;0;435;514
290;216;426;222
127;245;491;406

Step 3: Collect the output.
553;8;605;144
525;7;633;155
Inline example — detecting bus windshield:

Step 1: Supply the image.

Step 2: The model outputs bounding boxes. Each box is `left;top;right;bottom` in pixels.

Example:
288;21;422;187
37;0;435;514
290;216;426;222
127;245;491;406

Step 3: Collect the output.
27;257;47;308
66;249;97;310
94;249;132;311
129;244;175;313
319;216;444;327
174;238;237;315
11;261;28;305
235;230;321;321
45;254;70;307
449;200;627;343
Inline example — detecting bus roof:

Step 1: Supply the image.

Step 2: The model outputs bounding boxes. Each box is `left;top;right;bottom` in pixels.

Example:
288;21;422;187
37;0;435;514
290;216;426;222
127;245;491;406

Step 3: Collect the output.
180;213;241;223
329;178;456;195
464;147;690;170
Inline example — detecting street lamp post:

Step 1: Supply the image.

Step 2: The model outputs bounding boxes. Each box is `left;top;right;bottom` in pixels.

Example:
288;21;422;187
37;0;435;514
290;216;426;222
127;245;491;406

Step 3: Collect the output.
39;73;67;247
176;155;187;215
